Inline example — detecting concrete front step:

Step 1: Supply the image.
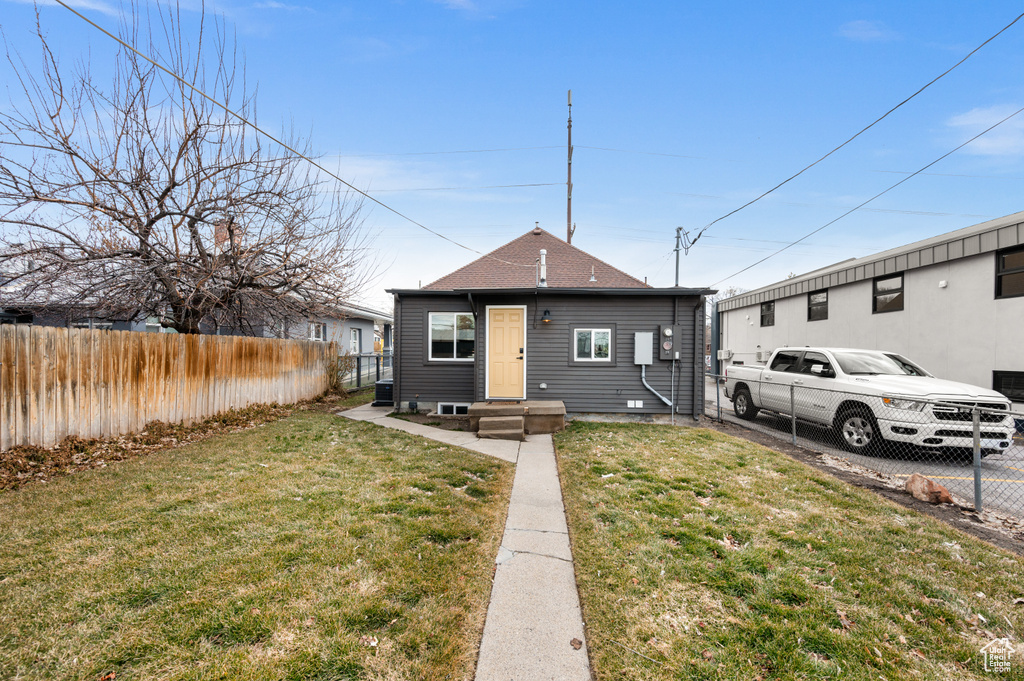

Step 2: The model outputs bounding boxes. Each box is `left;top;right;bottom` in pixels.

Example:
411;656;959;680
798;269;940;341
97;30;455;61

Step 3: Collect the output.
477;428;526;442
478;415;525;432
469;401;566;435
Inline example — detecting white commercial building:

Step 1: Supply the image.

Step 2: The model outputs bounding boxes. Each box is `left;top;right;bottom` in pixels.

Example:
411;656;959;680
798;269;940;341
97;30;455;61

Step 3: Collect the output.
716;211;1024;408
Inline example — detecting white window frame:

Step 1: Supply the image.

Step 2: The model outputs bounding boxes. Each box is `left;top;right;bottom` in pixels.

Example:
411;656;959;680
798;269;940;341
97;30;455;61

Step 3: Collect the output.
437;402;471;415
350;327;361;354
308;321;326;342
573;327;612;362
428;312;475;362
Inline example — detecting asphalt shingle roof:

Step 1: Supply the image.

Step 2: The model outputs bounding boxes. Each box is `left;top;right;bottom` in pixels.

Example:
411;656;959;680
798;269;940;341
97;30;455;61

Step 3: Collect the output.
423;227;649;290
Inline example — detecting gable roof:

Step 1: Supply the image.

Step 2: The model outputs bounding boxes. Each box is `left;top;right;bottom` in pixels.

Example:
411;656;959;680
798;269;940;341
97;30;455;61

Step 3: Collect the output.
423;227;649;290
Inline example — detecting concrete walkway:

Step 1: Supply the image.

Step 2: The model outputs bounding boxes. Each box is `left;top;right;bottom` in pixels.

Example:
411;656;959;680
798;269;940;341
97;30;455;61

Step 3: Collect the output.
340;404;591;680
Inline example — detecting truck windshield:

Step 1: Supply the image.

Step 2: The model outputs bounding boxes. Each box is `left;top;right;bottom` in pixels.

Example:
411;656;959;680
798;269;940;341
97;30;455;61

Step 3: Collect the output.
833;351;930;376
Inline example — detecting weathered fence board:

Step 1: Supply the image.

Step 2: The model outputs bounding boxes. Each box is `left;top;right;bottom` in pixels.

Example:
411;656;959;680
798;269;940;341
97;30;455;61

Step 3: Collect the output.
0;327;333;451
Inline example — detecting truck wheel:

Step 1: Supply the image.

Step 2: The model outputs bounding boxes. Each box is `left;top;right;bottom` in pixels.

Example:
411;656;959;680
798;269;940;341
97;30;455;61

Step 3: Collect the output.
835;408;881;455
733;388;759;421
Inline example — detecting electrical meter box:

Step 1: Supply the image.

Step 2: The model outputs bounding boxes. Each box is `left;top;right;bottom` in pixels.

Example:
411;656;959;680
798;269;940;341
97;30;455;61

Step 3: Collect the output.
633;332;653;365
658;325;686;361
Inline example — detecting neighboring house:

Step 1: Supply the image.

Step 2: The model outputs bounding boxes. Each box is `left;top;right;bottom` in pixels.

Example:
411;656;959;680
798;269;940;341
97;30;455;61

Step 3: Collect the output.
251;303;393;354
715;210;1024;408
387;226;713;416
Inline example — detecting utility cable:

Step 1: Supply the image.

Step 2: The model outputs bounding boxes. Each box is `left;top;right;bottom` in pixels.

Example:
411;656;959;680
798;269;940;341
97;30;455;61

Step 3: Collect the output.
690;9;1024;248
337;146;560;157
368;182;560;193
711;104;1024;287
54;0;537;268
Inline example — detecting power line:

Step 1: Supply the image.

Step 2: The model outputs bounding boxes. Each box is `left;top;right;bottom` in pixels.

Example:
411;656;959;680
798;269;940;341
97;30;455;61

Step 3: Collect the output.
54;1;537;269
367;182;560;193
669;192;992;219
689;9;1024;248
336;146;561;157
711;104;1024;287
576;145;718;161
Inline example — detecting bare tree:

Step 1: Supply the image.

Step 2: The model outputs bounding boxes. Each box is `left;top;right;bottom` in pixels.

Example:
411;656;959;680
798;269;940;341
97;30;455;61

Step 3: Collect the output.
0;2;373;334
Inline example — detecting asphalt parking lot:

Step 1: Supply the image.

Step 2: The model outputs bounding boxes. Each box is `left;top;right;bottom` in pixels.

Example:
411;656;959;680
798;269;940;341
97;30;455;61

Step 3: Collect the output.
703;377;1024;518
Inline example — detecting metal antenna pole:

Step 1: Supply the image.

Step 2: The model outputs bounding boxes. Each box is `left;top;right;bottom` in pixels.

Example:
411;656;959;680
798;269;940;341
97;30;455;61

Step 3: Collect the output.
567;89;574;244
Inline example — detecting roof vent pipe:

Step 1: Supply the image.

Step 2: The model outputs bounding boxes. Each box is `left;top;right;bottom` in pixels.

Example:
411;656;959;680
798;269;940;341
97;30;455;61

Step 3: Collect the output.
538;249;548;288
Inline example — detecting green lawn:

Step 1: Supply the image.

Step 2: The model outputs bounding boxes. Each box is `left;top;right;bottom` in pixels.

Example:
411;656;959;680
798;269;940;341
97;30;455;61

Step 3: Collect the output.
0;412;513;680
556;422;1024;680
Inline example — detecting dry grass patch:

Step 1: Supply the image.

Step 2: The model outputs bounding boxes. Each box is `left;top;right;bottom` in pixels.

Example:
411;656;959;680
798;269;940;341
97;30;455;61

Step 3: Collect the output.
0;411;512;680
556;422;1024;680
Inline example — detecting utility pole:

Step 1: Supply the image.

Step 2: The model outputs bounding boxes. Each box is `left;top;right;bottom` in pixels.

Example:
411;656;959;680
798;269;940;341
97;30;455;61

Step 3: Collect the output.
567;89;575;244
674;226;683;287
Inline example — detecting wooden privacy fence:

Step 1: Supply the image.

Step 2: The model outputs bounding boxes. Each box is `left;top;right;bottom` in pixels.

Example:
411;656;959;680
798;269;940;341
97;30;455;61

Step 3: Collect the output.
0;326;335;451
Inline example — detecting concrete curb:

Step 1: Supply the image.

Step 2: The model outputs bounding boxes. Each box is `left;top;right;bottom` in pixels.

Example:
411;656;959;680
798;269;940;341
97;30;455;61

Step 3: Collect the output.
339;404;591;680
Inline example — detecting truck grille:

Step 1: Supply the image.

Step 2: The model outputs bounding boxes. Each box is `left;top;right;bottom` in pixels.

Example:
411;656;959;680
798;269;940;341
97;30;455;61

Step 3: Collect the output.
934;429;1007;439
931;401;1007;423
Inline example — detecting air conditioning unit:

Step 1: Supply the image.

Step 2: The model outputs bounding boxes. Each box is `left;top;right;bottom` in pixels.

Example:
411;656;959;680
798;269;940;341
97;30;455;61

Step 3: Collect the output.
717;349;733;360
372;379;394;407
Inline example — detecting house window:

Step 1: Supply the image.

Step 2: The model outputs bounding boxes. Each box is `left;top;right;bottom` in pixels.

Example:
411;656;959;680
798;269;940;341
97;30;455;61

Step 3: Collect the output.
760;301;775;327
873;274;904;313
574;328;611;361
808;290;828;321
350;328;361;354
308;322;326;342
993;371;1024;403
429;312;475;361
996;245;1024;299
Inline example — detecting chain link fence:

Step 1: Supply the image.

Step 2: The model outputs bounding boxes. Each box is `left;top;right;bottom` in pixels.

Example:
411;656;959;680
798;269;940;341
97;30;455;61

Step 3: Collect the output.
704;373;1024;517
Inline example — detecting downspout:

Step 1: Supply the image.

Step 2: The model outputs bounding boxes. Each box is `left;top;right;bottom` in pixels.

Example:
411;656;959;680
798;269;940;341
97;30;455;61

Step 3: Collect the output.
693;299;703;421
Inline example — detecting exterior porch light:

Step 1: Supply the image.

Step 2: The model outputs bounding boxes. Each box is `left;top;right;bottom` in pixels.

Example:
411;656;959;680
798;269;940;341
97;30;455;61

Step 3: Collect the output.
541;310;552;323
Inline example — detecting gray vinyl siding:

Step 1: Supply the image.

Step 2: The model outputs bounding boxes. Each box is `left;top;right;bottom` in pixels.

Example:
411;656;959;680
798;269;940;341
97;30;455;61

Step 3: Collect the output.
474;294;702;415
394;294;476;404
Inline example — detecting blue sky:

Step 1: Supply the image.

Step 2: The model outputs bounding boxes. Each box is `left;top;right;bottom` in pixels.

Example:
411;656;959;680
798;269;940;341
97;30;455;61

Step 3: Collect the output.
4;0;1024;310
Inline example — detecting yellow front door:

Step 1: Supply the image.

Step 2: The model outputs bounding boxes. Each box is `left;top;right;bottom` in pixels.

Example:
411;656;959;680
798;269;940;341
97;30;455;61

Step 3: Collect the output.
488;307;525;399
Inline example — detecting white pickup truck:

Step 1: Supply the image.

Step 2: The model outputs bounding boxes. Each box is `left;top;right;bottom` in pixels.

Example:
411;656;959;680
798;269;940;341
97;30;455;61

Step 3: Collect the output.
723;347;1015;455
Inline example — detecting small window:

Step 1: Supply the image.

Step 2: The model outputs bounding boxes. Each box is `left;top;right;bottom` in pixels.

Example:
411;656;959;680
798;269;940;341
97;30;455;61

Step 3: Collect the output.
438;403;470;415
574;328;611;361
769;349;801;373
996;245;1024;299
760;301;775;327
350;327;361;354
429;312;475;361
873;274;904;313
994;371;1024;402
308;322;326;342
808;289;828;321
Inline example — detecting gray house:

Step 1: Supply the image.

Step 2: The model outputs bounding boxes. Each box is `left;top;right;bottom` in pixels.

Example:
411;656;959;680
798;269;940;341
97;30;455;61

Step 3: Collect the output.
388;227;712;417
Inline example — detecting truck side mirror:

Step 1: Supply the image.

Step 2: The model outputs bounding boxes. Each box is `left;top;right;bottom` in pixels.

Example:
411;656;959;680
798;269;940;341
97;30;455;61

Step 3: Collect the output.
811;364;834;378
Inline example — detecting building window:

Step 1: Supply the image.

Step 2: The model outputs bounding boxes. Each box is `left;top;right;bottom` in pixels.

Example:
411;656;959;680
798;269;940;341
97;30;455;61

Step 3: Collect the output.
873;274;904;313
760;301;775;327
996;245;1024;299
308;322;326;342
350;328;362;354
574;328;611;361
429;312;475;361
994;371;1024;403
808;290;828;321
